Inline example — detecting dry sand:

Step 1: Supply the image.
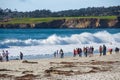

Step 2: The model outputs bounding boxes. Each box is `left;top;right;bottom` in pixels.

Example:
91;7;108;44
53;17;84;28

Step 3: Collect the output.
0;53;120;80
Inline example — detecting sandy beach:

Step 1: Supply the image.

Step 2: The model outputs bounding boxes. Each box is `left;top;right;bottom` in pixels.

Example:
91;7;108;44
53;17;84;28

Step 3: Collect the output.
0;52;120;80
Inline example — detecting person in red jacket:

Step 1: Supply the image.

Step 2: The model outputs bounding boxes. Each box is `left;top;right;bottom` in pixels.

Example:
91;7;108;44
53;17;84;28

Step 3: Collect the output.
99;46;102;56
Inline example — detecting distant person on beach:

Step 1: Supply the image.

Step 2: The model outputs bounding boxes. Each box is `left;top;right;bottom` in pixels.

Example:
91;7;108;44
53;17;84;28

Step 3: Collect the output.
2;50;6;61
54;50;59;58
20;52;23;60
109;48;113;54
99;46;103;56
103;45;106;55
73;49;77;57
77;48;80;57
91;46;94;56
115;47;119;54
56;50;59;57
83;47;87;57
5;50;9;61
54;51;57;58
78;48;82;57
0;54;3;62
59;49;64;58
87;47;90;57
89;47;94;57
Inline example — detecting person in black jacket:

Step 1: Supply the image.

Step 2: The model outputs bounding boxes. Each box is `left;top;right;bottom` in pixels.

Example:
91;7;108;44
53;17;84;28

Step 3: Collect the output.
20;52;23;60
103;45;106;55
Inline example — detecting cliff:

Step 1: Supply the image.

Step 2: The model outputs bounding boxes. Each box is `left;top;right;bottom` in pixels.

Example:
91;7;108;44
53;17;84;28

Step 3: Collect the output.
0;18;120;29
62;18;120;28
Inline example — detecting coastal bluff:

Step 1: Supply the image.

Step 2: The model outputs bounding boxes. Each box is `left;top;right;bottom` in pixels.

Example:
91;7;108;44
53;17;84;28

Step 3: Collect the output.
0;18;120;29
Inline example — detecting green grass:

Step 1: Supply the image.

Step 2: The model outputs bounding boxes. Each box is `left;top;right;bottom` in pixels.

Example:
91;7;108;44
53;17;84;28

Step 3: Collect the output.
72;16;117;19
0;16;117;24
0;18;56;24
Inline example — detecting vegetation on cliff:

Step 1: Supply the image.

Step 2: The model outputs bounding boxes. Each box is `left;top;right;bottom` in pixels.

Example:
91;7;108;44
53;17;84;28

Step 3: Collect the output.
0;16;117;24
0;17;119;29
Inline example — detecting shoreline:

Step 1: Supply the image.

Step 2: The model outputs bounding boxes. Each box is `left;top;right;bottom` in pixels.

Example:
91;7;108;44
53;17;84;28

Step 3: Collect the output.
6;52;102;61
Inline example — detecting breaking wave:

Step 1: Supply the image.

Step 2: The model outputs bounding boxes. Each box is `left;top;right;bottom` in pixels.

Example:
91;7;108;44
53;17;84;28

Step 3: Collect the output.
0;31;120;48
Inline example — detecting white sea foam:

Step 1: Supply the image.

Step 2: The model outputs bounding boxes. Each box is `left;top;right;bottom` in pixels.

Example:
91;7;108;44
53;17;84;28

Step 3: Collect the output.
1;31;120;46
3;42;120;56
0;31;120;56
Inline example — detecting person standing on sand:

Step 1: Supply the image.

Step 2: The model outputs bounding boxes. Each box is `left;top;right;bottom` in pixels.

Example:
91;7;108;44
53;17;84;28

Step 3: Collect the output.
83;47;87;57
79;48;82;57
89;47;92;57
91;46;94;56
115;47;119;54
54;50;58;58
59;49;64;58
87;47;89;57
73;49;75;57
20;52;23;60
56;50;59;57
0;53;3;62
77;48;80;57
54;51;56;58
103;45;106;55
73;49;77;57
99;46;103;56
109;48;113;54
5;50;9;61
2;50;6;61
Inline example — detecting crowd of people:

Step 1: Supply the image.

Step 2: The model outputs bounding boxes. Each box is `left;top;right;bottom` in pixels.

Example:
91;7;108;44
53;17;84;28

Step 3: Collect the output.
0;50;9;62
0;45;119;61
54;49;64;58
0;50;23;62
73;46;95;57
54;45;119;58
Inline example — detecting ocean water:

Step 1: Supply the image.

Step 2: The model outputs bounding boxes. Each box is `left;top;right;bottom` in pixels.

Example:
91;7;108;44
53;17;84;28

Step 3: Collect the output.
0;29;120;59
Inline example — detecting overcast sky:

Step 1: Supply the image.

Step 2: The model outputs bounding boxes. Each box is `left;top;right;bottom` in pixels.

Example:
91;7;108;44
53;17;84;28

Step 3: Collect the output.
0;0;120;12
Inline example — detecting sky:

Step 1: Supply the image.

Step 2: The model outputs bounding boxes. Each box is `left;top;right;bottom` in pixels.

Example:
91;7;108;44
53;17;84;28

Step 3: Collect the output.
0;0;120;12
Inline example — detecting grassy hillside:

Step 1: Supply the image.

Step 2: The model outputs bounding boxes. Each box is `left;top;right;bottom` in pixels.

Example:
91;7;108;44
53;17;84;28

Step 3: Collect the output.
0;16;117;24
